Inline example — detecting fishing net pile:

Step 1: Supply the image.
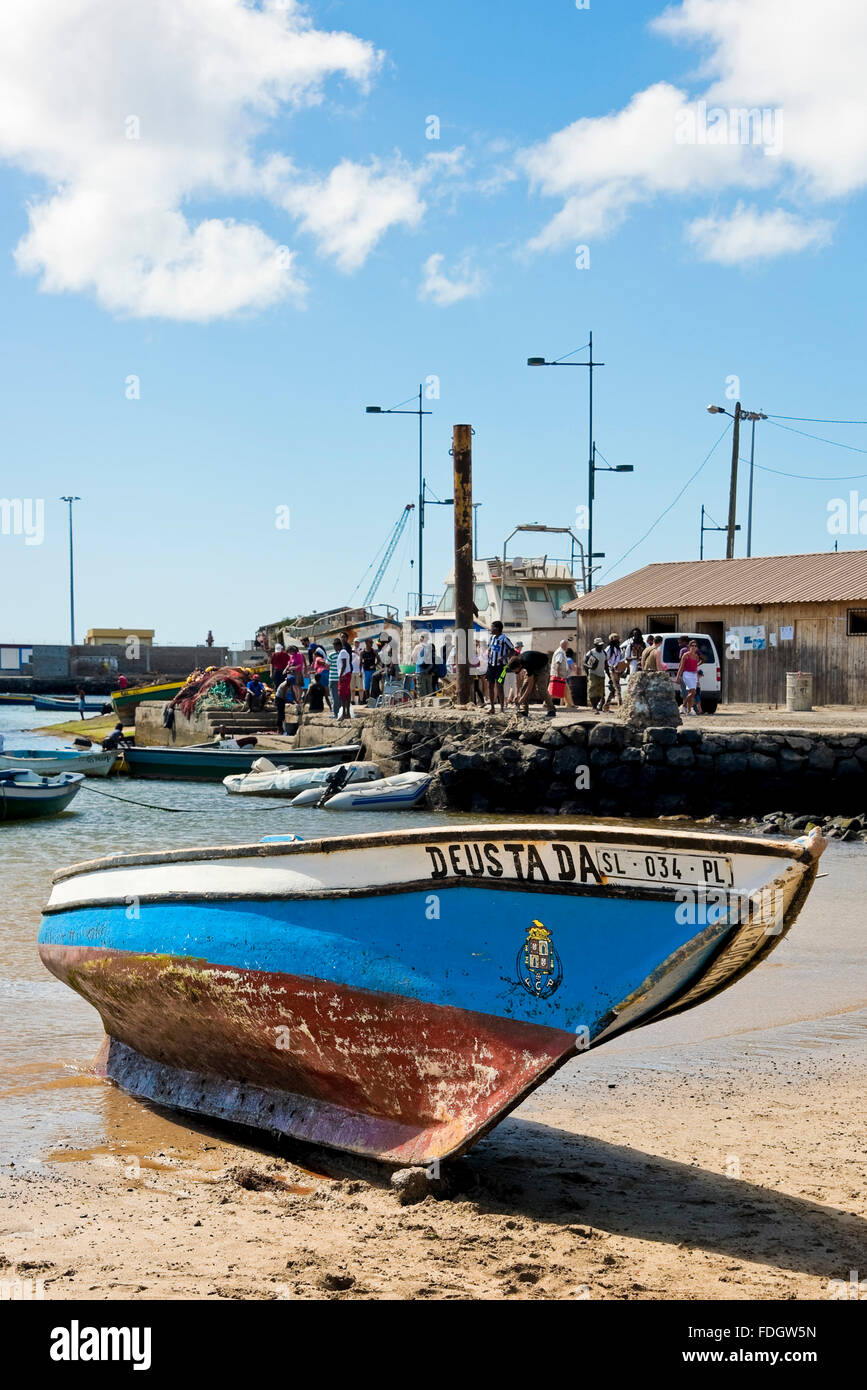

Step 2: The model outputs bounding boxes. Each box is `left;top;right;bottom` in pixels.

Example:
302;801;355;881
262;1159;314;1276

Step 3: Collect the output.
169;667;265;719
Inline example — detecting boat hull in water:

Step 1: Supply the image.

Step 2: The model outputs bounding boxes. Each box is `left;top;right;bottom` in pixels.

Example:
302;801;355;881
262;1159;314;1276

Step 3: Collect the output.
0;748;118;778
1;770;84;820
125;743;361;781
39;824;824;1164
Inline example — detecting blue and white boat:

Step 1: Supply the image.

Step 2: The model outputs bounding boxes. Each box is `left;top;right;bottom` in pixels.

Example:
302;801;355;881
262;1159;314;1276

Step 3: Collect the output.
0;747;118;778
38;823;825;1165
1;769;84;820
291;769;431;809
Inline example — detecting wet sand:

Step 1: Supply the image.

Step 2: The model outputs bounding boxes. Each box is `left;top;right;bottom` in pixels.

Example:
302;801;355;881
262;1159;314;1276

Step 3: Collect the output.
1;1010;863;1301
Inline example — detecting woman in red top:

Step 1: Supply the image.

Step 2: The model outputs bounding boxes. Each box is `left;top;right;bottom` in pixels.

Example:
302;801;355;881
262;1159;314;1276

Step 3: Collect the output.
676;639;701;715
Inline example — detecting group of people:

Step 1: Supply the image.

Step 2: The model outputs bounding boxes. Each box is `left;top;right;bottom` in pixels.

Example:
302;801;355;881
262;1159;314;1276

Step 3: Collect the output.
583;630;705;714
256;634;396;731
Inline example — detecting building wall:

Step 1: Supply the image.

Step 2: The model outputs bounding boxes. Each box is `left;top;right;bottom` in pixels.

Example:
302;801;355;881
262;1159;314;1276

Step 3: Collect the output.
575;602;865;705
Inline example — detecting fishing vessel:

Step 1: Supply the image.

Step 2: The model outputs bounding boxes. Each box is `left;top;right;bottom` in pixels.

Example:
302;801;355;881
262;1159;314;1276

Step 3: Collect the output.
224;760;381;797
1;769;83;820
111;680;186;723
125;742;361;781
0;747;118;778
0;693;34;707
38;822;824;1165
291;770;431;809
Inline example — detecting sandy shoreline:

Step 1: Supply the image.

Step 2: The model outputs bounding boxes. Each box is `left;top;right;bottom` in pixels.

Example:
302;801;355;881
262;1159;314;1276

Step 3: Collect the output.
1;1012;863;1302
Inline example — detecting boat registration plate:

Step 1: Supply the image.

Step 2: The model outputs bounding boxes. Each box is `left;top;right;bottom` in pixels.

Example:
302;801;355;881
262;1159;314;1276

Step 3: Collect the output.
595;848;733;887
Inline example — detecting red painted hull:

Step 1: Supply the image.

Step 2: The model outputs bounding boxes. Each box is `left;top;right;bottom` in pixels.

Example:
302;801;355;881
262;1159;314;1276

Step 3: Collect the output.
39;944;577;1163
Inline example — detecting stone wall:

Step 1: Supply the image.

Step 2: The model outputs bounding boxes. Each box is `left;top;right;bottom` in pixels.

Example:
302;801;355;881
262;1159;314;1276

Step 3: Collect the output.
295;709;867;821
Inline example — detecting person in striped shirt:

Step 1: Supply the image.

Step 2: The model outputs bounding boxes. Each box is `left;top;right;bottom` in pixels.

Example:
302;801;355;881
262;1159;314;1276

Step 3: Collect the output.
486;621;516;712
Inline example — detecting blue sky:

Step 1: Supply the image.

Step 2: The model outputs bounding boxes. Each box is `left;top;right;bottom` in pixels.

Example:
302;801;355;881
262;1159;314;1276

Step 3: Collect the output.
1;0;865;644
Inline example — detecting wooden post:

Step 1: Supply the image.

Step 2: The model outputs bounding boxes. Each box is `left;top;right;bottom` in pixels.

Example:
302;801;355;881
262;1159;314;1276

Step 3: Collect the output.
452;425;473;706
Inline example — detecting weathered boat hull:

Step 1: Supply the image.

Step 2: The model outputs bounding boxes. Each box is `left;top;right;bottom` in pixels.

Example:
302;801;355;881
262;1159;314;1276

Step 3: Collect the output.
125;742;361;781
38;824;824;1163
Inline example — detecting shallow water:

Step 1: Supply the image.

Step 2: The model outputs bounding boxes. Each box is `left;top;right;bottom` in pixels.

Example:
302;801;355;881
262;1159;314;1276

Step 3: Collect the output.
1;706;865;1166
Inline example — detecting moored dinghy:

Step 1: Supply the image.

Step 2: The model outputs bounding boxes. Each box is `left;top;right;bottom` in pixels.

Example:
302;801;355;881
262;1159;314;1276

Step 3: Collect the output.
1;769;84;820
38;823;825;1165
224;759;381;797
291;769;431;809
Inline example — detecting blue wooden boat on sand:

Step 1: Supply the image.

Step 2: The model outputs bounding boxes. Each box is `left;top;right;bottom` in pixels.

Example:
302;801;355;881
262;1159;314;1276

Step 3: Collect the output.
39;822;825;1165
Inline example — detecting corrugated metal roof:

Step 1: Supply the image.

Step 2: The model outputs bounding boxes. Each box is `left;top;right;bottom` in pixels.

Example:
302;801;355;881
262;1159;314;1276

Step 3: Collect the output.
564;551;867;612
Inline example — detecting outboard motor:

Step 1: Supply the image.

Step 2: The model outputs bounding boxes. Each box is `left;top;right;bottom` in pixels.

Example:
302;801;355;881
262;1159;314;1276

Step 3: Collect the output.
317;764;350;806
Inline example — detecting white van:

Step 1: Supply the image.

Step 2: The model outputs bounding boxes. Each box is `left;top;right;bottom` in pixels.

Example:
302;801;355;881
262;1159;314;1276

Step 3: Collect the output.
649;632;722;713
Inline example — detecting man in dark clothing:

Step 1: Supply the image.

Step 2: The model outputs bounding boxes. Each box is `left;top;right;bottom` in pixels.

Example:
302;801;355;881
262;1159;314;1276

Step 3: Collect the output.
302;678;331;715
506;649;556;717
101;723;131;751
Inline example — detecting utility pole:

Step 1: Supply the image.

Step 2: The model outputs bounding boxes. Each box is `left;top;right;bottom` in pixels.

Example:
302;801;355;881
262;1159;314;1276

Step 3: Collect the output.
452;425;473;706
700;504;738;560
726;402;741;560
60;496;80;645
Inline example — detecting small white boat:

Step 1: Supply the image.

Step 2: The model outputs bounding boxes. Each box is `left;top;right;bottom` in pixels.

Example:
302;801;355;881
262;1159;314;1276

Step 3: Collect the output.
292;770;432;810
224;760;382;798
0;747;118;778
0;769;84;820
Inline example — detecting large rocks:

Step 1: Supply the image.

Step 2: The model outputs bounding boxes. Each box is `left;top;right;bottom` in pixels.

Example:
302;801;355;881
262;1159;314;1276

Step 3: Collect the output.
620;672;681;729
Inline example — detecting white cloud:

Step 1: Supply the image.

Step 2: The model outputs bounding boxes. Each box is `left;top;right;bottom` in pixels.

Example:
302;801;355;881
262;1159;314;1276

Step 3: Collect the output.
687;203;833;264
280;157;427;272
0;0;386;319
419;252;485;307
520;0;867;256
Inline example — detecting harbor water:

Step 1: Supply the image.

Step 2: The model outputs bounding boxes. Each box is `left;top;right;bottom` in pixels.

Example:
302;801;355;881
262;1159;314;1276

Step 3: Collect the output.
1;706;864;1168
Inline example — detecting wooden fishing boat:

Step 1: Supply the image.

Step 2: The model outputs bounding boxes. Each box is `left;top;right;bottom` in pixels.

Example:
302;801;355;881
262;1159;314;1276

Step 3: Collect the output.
1;769;83;820
38;822;825;1165
291;770;431;809
223;760;381;797
0;747;118;778
0;693;34;707
32;695;109;713
111;681;185;722
125;743;361;781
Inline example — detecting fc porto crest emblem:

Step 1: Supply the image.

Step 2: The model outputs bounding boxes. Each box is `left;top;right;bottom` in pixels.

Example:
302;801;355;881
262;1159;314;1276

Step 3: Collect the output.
517;920;563;998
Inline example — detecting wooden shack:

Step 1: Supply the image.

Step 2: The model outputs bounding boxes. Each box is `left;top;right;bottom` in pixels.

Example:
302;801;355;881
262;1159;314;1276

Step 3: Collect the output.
564;550;867;706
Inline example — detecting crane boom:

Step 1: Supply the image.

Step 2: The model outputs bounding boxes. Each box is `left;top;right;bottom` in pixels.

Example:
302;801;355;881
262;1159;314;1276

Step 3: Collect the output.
364;504;414;607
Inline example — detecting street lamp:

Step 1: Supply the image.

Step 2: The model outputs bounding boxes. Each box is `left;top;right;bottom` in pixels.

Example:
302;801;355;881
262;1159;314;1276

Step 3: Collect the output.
706;404;767;557
59;496;80;645
527;333;625;592
366;387;432;612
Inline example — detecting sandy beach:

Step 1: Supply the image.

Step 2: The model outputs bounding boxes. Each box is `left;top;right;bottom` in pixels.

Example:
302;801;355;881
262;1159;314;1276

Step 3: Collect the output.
2;1007;864;1301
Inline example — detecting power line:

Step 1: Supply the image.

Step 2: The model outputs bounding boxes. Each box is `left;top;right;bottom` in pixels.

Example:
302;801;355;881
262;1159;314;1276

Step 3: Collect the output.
754;463;867;481
766;420;867;454
599;421;731;582
768;414;867;425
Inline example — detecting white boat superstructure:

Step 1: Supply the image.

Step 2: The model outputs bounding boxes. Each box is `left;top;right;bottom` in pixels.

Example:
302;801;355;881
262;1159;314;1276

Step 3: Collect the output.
404;553;581;656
